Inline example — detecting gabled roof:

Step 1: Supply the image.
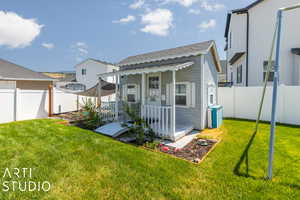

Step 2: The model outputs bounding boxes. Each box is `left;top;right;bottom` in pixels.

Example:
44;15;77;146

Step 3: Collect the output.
225;0;265;38
75;58;114;67
118;40;217;67
229;52;246;65
0;59;54;81
232;0;264;13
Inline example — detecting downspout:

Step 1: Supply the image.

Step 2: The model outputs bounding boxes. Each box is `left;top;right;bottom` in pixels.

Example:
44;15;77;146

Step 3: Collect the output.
246;11;249;87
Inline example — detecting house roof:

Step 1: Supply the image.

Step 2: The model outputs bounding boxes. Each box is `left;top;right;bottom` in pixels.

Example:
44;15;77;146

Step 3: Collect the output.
75;58;114;67
118;40;217;67
232;0;264;13
219;60;227;74
229;52;246;65
99;62;195;78
225;0;265;38
0;59;54;81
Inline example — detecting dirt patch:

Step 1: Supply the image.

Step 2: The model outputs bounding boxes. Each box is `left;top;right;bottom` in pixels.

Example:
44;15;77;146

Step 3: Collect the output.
157;138;218;163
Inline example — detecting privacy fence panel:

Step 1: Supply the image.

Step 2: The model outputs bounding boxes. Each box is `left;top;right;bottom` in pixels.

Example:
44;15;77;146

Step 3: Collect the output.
218;85;300;125
0;89;15;123
0;88;97;124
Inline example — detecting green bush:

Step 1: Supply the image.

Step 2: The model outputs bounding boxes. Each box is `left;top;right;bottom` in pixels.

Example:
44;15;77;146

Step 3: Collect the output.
122;103;155;145
79;98;103;130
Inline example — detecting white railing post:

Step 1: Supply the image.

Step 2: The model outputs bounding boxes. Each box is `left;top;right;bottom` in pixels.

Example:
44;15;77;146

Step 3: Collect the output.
14;88;19;121
98;78;102;119
115;75;119;121
141;73;146;118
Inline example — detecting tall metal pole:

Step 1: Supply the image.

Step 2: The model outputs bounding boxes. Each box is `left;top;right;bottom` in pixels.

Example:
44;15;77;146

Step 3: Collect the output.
268;10;282;180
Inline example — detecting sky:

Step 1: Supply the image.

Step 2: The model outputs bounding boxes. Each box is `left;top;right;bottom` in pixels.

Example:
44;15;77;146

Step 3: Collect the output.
0;0;253;72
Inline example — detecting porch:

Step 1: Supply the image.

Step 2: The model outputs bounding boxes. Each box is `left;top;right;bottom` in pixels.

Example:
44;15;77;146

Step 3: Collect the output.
98;62;195;141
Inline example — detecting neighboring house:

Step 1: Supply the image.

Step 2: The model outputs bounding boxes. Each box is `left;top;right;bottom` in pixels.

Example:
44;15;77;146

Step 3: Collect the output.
75;58;118;101
218;60;229;86
0;59;54;90
98;40;221;141
43;71;86;92
225;0;300;86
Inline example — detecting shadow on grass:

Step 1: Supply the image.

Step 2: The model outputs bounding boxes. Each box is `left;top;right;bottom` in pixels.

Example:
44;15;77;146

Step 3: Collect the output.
233;129;260;179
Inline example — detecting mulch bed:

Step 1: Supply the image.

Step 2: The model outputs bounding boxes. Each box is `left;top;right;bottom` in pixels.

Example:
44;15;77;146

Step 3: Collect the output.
53;112;219;163
158;138;218;163
52;111;82;122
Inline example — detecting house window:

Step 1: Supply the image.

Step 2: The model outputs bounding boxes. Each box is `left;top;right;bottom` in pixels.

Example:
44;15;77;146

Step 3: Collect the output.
175;83;187;106
263;61;275;82
236;65;242;84
82;69;86;75
126;84;137;103
149;76;159;89
210;94;214;105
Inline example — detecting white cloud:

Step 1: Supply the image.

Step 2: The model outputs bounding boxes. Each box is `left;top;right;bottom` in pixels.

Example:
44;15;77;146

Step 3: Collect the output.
0;11;43;48
198;19;216;32
188;8;201;15
113;15;136;24
129;0;145;9
141;9;173;36
72;42;89;61
201;1;225;11
162;0;199;7
41;42;54;49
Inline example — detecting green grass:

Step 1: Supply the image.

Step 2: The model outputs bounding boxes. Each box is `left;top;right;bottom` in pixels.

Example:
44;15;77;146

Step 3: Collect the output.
0;119;299;200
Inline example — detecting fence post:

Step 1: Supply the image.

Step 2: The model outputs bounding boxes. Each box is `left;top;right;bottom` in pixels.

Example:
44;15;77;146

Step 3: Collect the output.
48;85;53;117
233;86;236;118
14;88;19;121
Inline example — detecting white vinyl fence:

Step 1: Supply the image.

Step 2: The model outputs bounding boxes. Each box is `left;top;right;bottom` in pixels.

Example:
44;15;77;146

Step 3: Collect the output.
218;85;300;125
0;88;96;124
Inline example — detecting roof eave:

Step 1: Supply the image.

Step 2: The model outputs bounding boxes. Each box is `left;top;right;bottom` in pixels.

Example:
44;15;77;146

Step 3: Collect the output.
117;52;204;67
0;77;55;81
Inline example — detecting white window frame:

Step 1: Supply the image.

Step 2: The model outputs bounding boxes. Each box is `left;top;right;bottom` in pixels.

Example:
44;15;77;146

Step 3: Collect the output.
147;73;161;105
82;68;86;75
175;82;190;108
124;84;138;103
263;61;275;82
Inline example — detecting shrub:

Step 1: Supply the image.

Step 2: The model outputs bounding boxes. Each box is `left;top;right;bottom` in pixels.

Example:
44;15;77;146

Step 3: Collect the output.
122;103;155;145
78;98;103;130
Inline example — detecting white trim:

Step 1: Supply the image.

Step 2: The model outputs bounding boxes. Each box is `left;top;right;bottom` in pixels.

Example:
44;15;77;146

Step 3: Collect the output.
98;62;194;78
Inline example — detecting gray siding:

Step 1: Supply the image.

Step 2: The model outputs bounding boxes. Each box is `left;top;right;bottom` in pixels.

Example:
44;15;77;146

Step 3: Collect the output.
202;51;219;128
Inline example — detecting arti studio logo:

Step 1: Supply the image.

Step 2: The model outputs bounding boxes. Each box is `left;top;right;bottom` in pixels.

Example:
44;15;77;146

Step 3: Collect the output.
1;168;51;192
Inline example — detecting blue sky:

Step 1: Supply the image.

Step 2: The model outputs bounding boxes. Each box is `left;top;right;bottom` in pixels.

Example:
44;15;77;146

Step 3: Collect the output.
0;0;253;72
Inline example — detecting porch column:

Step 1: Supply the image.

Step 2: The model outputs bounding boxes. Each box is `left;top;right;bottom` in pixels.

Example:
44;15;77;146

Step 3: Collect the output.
115;75;119;120
141;73;146;117
172;70;176;138
98;77;102;108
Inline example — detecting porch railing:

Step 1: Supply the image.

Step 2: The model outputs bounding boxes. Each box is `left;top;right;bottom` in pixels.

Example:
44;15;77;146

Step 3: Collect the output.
141;105;173;139
100;101;116;122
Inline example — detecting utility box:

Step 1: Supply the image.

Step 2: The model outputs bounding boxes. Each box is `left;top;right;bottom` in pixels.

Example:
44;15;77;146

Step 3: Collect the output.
208;105;223;128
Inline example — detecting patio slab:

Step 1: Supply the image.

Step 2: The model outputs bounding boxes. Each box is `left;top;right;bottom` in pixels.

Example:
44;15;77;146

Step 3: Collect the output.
164;130;200;149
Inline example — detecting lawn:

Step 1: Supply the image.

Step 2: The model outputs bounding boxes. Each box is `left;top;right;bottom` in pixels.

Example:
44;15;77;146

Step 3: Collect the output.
0;119;299;200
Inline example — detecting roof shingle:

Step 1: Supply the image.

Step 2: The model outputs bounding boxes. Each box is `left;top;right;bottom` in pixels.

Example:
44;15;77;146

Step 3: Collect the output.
118;40;214;66
0;59;54;81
